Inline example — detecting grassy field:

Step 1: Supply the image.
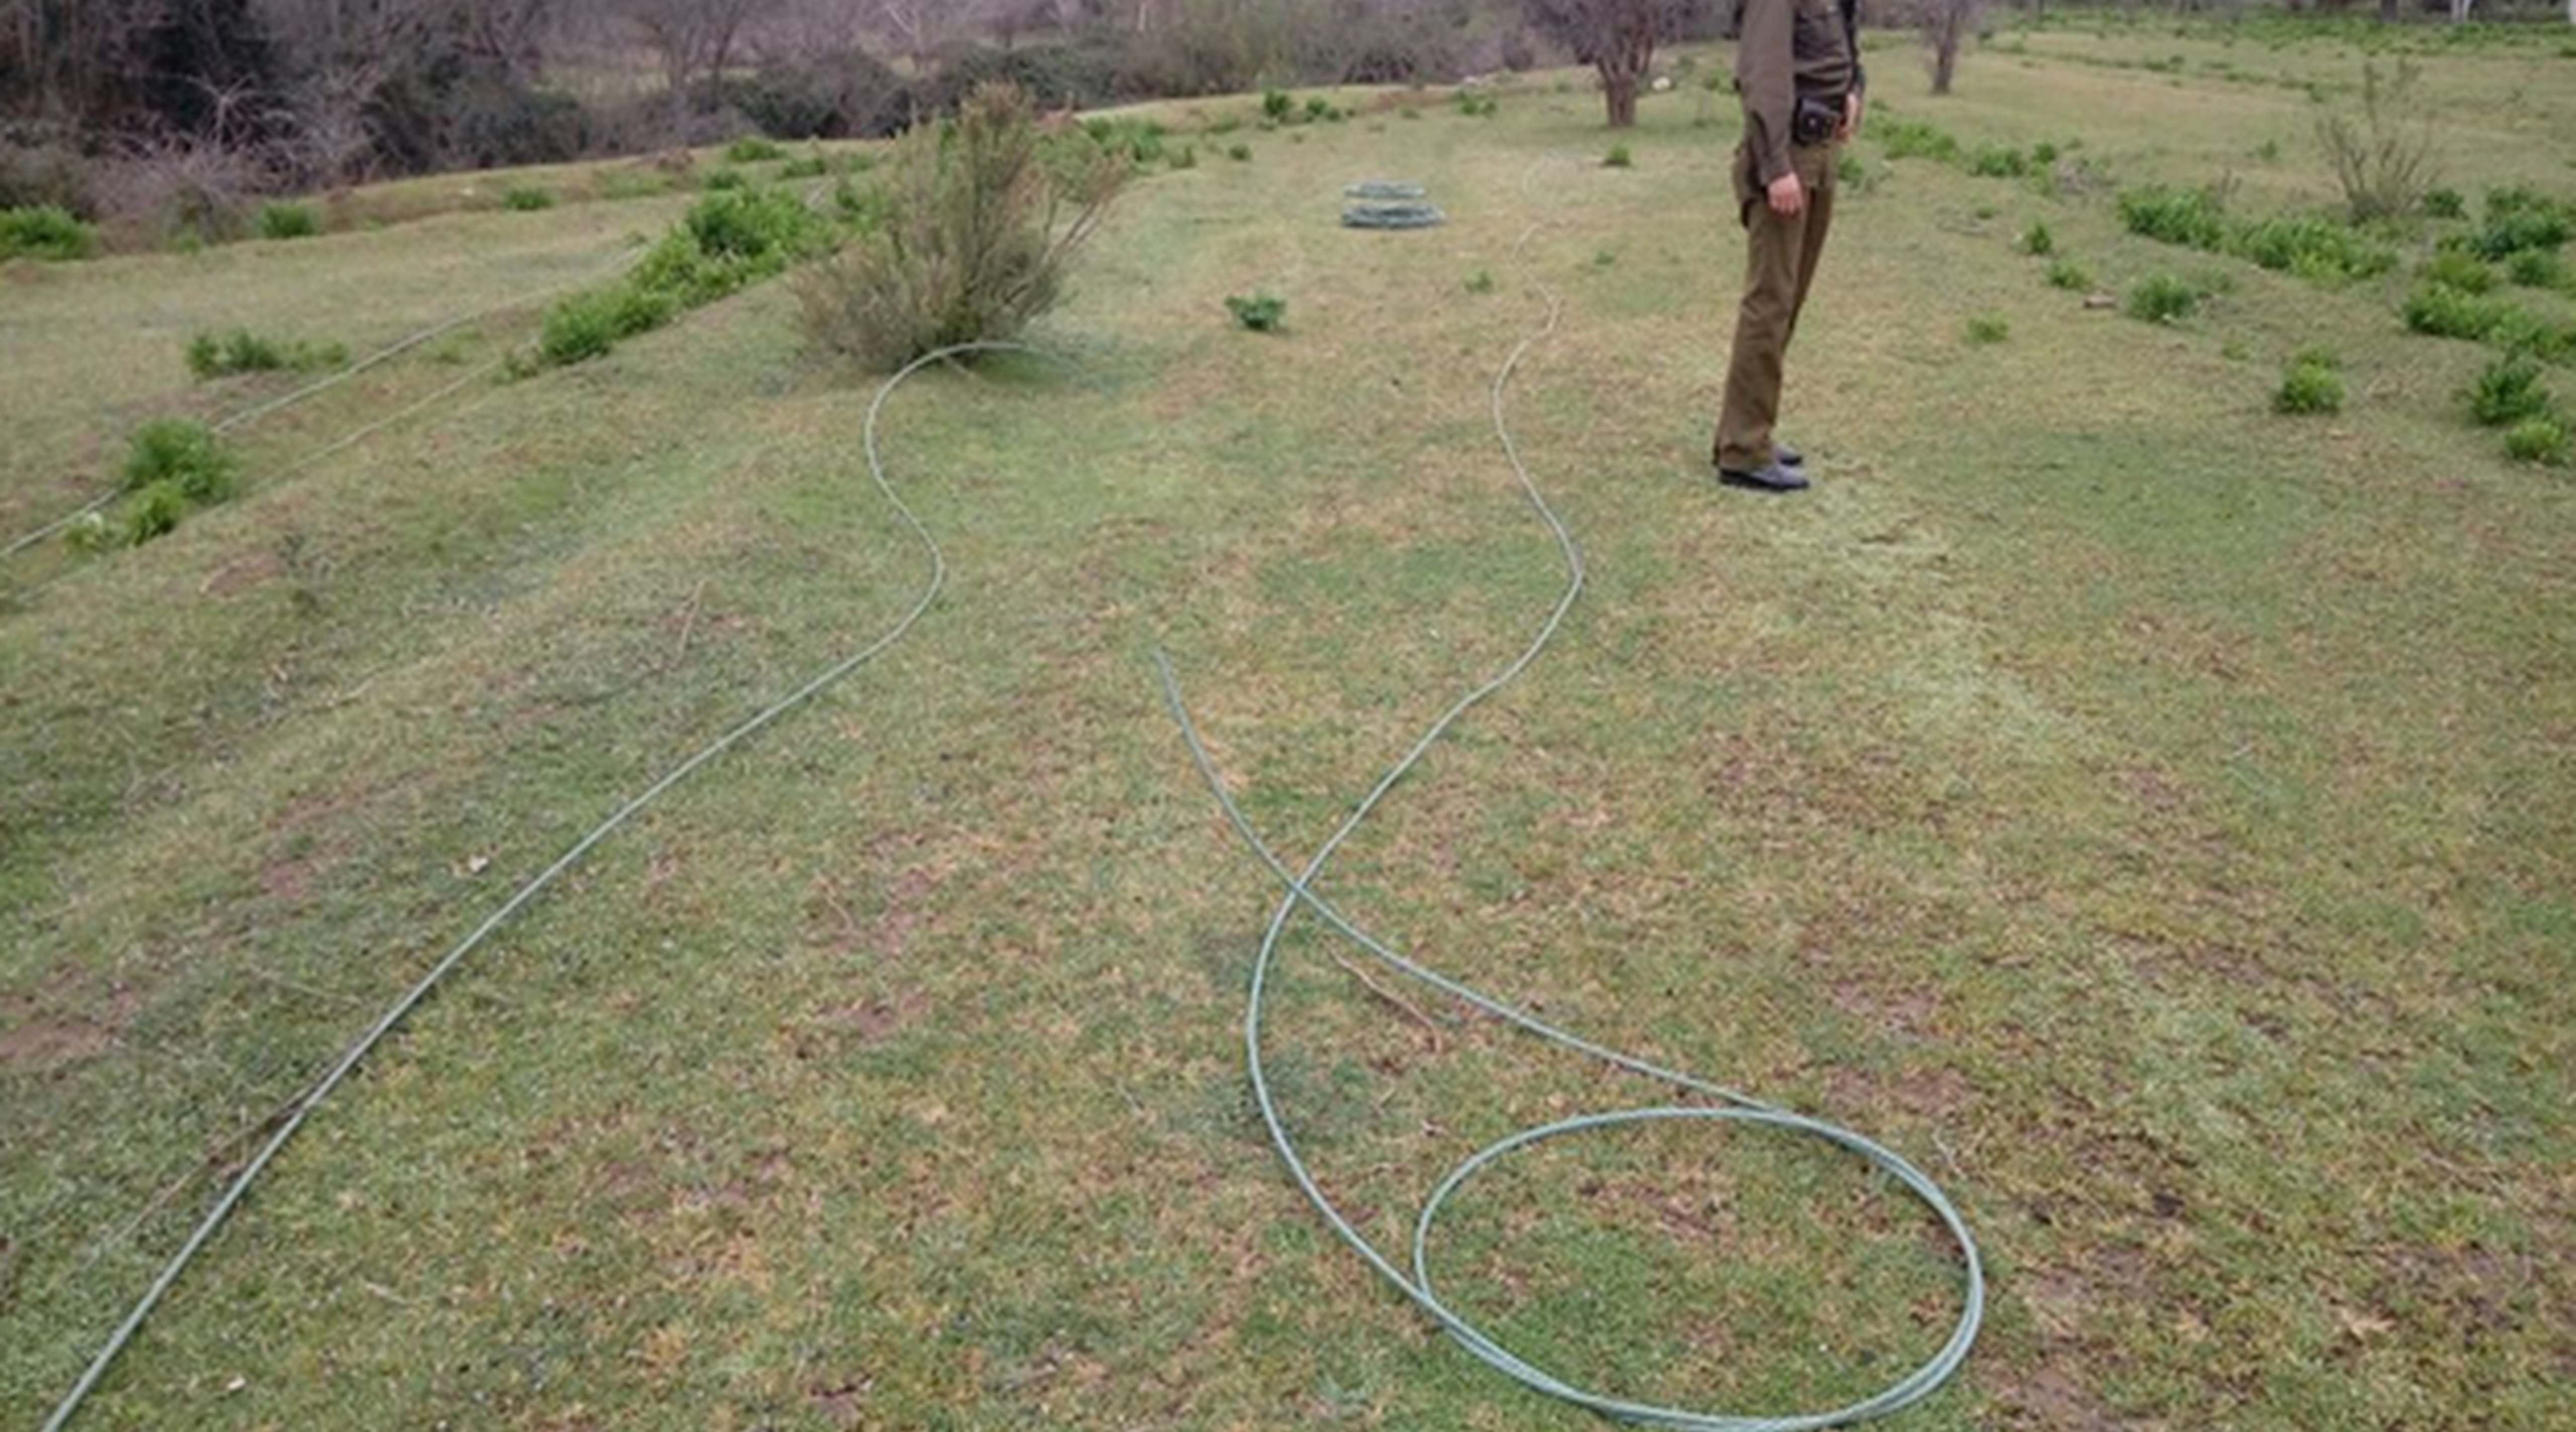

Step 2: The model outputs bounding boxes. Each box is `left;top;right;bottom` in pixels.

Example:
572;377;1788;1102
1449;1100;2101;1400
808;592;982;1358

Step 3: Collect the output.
5;18;2573;1431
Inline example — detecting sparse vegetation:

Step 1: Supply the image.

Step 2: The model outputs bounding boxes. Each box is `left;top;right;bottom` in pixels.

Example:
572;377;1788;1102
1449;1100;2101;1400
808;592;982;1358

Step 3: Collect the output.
1964;313;2010;345
120;418;237;502
2128;273;2208;324
2468;353;2552;428
1603;144;1633;170
501;186;555;211
0;203;98;261
185;328;345;379
1225;292;1289;332
2020;221;2055;257
2404;284;2515;342
255;201;320;240
2045;257;2092;291
2503;413;2570;466
2316;59;2441;222
2274;348;2346;415
725;136;787;164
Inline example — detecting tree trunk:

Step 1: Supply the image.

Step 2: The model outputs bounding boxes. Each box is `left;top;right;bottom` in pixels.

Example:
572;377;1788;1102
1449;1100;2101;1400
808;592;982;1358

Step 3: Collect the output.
1601;61;1639;128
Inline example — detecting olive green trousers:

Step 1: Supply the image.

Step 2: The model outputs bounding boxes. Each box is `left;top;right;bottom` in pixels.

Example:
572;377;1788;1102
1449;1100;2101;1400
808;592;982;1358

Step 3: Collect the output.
1716;141;1839;471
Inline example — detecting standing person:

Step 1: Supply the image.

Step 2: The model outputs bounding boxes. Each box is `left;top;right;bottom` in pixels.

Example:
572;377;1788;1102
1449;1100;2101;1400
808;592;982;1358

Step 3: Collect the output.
1715;0;1865;493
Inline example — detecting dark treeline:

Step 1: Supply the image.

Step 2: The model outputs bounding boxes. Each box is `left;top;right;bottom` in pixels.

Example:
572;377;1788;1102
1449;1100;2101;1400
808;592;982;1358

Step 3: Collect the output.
4;0;2565;235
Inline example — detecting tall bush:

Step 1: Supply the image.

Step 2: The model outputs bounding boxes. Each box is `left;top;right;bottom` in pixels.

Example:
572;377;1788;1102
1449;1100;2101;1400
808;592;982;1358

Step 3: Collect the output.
794;85;1126;373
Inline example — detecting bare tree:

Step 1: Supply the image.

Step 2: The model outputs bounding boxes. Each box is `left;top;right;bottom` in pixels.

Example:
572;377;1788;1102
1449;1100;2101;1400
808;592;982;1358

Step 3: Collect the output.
1521;0;1704;129
1924;0;1978;95
616;0;770;103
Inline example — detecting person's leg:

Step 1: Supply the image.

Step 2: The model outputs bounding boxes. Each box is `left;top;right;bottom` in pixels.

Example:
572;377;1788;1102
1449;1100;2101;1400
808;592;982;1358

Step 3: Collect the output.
1784;144;1837;348
1715;185;1811;472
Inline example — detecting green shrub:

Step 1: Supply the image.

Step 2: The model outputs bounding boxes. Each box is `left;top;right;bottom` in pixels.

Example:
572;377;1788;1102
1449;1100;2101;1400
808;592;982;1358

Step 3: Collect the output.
2031;140;2061;165
1603;144;1633;170
778;155;831;180
1225;292;1289;332
2503;414;2570;466
2424;187;2465;220
501;185;554;211
2418;249;2497;294
185;328;343;379
2119;185;2229;250
2468;187;2572;260
1455;92;1499;119
0;203;98;261
702;169;749;192
1228;143;1253;162
256;202;320;239
1305;97;1335;123
794;83;1126;372
2467;354;2551;427
2128;274;2206;324
726;136;787;163
1879;117;1959;163
1967;144;2029;179
121;419;236;500
2045;257;2092;292
2505;247;2565;290
124;481;188;545
2020;221;2055;256
2231;214;2395;283
1965;314;2010;345
2402;284;2512;341
2273;350;2345;414
1263;90;1295;122
537;285;675;366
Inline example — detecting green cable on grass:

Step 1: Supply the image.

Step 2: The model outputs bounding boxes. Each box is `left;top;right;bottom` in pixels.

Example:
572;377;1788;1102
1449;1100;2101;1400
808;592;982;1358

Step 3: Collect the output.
1154;191;1983;1430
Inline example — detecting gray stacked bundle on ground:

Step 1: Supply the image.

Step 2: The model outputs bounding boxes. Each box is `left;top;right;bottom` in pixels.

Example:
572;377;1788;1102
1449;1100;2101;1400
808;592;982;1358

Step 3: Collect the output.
1342;180;1443;229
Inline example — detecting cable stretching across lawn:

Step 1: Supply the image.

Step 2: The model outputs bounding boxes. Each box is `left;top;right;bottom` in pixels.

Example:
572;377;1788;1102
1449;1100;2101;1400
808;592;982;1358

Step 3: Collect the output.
2;239;646;561
38;341;1050;1432
1154;201;1984;1429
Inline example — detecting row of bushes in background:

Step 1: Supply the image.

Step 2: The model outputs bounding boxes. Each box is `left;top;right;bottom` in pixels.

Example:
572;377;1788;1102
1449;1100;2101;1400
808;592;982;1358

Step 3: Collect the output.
533;187;833;369
2117;183;2398;285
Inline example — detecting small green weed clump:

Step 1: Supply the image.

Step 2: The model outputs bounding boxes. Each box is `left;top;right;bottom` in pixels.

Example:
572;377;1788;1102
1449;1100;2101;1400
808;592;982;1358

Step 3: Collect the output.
778;155;831;180
1968;144;2030;179
186;328;345;379
2127;274;2207;324
2273;348;2345;415
2119;185;2230;250
1965;314;2011;345
256;202;320;239
2045;257;2092;292
2505;248;2565;290
701;169;749;192
2403;284;2514;342
2232;214;2394;283
1263;90;1296;123
1455;91;1499;119
111;419;239;544
2503;415;2570;467
2020;221;2055;257
726;136;787;163
2418;249;2497;294
2465;186;2571;261
0;203;99;260
1226;293;1288;332
1878;117;1959;163
1228;144;1253;163
502;186;554;211
1603;145;1633;170
2424;188;2465;220
1465;269;1497;295
2467;354;2551;428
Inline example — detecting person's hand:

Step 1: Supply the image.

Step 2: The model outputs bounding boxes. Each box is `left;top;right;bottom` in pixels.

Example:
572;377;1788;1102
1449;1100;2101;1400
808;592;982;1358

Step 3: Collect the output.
1766;172;1805;217
1838;92;1864;144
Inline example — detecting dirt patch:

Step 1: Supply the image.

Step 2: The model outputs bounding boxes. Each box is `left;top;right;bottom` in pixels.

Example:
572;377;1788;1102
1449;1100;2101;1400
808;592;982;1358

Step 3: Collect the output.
1995;1364;2126;1431
0;982;139;1073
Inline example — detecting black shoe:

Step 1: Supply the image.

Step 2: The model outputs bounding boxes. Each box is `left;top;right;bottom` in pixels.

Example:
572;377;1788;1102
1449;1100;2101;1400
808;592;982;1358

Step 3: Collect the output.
1776;443;1805;467
1717;460;1811;493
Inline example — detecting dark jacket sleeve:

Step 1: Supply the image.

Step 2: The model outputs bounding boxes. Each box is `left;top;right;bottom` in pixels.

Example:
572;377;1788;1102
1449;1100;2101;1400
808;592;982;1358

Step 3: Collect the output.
1736;0;1795;186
